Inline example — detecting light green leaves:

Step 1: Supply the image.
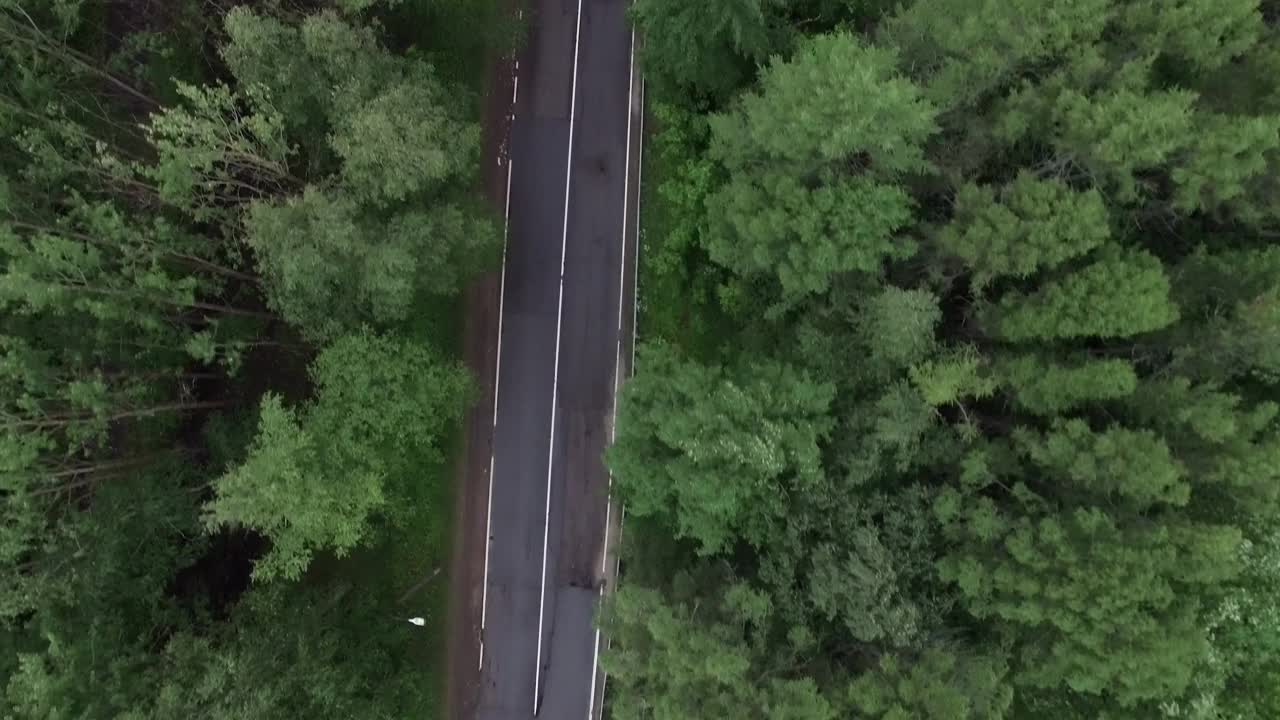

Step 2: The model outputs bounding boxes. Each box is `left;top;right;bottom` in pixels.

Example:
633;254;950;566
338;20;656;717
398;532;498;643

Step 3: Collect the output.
995;355;1137;415
845;647;1013;719
713;34;938;178
246;188;496;341
857;285;941;374
710;173;916;294
205;393;343;582
909;345;996;408
938;173;1110;291
330;72;478;204
609;344;833;555
706;34;936;294
143;82;293;219
205;332;471;581
989;247;1179;341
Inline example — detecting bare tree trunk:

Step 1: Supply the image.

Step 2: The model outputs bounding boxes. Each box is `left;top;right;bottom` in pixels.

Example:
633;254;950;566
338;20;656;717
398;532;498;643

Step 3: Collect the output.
6;221;257;285
168;253;259;283
48;283;276;320
398;567;444;605
0;14;159;109
40;455;166;481
5;400;228;430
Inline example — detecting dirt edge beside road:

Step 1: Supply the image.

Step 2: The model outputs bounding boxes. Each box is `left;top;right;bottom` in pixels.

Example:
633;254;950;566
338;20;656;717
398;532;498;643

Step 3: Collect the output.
445;12;518;719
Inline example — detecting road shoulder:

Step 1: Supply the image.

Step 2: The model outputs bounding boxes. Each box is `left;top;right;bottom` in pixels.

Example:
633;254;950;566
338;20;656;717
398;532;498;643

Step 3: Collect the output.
445;14;517;719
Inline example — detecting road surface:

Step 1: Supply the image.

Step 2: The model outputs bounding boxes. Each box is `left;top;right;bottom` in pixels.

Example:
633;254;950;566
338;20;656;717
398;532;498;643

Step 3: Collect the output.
475;0;641;717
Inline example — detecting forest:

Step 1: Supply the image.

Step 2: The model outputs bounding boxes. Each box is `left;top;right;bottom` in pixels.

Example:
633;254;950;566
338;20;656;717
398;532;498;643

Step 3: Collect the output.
606;0;1280;718
0;0;504;716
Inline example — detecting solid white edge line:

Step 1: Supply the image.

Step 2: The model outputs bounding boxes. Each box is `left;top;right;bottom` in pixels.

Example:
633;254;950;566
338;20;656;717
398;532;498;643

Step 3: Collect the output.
613;29;638;446
600;73;646;720
599;507;624;706
534;0;585;713
632;78;644;370
586;27;640;720
479;130;516;674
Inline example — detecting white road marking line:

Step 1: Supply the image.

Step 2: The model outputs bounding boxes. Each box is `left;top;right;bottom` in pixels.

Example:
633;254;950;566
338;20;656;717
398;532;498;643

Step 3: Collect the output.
534;0;585;712
597;74;646;720
632;78;645;370
586;27;640;720
613;29;639;444
479;139;516;674
597;504;627;707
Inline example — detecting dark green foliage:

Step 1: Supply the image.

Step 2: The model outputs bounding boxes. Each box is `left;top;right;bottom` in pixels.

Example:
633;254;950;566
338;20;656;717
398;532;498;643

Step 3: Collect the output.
206;331;470;581
609;343;833;554
3;468;200;715
937;491;1238;704
603;581;837;720
986;247;1179;342
2;0;489;716
1164;247;1280;382
630;0;787;102
245;188;495;341
707;33;936;294
614;0;1280;716
935;173;1110;292
880;0;1111;108
1203;531;1280;718
845;647;1013;719
150;584;426;719
994;355;1138;415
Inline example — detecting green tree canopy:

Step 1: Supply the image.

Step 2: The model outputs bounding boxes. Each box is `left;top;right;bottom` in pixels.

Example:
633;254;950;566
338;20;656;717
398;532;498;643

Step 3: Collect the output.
706;33;937;293
630;0;785;102
603;580;836;720
611;0;1280;716
205;331;470;581
986;246;1179;342
936;173;1110;292
609;344;833;554
245;188;496;341
149;584;425;720
845;647;1013;719
936;455;1240;704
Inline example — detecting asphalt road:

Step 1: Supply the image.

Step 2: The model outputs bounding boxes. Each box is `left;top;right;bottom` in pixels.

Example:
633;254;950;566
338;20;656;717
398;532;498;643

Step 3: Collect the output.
475;0;640;717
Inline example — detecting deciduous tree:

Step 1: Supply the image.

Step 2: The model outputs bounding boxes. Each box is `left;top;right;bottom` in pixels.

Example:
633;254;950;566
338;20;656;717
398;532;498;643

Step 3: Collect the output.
205;331;470;580
609;344;833;554
630;0;785;102
706;33;936;293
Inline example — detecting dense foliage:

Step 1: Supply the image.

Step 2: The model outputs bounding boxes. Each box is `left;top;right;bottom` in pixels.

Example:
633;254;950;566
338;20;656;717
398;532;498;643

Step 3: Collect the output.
1;0;498;715
611;0;1280;717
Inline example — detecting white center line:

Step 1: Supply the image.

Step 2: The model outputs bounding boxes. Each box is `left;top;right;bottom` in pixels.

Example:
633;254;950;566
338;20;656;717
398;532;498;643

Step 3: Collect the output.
631;77;645;371
478;150;515;673
479;49;520;672
534;0;585;713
